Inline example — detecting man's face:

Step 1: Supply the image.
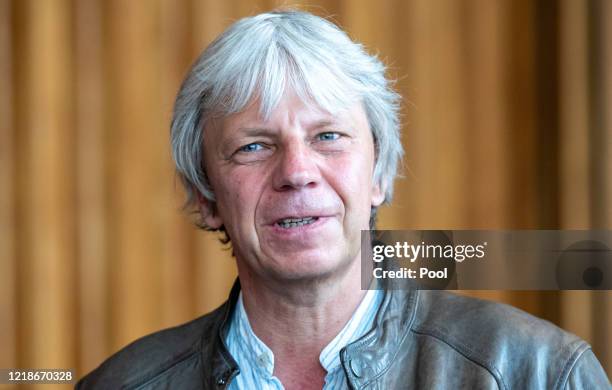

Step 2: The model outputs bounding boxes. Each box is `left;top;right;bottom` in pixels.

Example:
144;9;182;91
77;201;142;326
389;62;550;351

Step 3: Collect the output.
201;90;384;283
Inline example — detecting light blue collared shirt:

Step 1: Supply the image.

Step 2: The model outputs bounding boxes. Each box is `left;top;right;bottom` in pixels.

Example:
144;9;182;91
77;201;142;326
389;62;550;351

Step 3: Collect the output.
225;288;383;389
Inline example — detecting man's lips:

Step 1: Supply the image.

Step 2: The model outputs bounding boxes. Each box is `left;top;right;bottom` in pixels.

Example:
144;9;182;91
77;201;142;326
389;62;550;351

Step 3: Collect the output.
265;215;332;234
264;211;334;226
275;216;319;228
260;211;337;234
261;201;339;230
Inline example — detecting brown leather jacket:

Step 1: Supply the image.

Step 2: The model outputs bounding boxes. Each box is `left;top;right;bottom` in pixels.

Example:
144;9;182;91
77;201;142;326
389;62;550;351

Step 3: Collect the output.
77;280;610;389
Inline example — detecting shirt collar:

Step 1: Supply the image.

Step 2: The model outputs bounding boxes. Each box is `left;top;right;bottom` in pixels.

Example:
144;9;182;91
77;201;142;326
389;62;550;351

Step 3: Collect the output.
229;288;383;376
319;288;383;373
233;292;276;377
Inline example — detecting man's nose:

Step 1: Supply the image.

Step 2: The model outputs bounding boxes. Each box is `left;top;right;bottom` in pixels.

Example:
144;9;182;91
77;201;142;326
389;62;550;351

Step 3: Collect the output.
272;140;320;191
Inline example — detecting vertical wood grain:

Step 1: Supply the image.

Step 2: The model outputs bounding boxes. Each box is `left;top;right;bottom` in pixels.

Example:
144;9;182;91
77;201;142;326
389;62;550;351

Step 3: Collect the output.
191;0;232;51
340;0;396;59
410;0;469;228
341;0;402;229
107;0;163;350
558;0;594;351
18;0;76;370
0;0;16;375
464;0;509;228
75;0;109;374
462;0;542;338
159;0;198;328
559;0;590;229
601;0;612;229
506;0;538;229
590;0;612;373
375;0;415;231
195;236;238;315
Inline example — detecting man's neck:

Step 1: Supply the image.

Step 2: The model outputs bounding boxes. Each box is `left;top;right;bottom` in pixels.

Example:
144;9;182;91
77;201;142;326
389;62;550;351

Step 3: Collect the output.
236;258;367;388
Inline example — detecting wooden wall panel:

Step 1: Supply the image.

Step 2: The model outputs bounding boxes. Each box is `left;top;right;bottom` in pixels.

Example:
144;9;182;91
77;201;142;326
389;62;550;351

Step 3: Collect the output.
558;0;594;357
596;1;612;370
376;0;416;231
463;0;509;227
560;0;591;228
0;0;17;377
75;0;109;373
158;0;198;329
18;0;77;374
506;0;538;229
410;0;470;228
603;0;612;229
106;0;164;351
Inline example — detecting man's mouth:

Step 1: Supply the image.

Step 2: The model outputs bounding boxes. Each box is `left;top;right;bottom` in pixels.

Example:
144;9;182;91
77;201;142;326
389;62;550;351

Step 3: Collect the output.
276;216;319;229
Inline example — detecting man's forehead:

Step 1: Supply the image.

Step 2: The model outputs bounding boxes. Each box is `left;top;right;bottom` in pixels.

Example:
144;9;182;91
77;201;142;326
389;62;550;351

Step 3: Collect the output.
220;98;358;131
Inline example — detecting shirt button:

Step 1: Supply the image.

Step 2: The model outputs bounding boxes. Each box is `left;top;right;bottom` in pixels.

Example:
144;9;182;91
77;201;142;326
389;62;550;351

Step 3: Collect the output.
350;359;363;378
257;354;268;367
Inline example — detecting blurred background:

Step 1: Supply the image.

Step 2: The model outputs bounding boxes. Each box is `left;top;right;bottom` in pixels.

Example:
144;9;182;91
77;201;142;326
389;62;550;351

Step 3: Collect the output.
0;0;610;387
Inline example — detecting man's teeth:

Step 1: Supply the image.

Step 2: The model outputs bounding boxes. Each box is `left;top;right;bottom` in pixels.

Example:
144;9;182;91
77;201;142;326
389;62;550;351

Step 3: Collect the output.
277;217;317;228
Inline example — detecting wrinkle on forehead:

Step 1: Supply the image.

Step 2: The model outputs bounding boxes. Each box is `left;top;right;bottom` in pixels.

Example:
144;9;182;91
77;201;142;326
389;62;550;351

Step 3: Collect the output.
240;87;338;123
219;92;366;140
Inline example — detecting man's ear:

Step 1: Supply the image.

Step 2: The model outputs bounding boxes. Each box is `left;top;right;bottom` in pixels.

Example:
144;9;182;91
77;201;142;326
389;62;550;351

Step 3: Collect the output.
197;192;224;229
371;180;386;207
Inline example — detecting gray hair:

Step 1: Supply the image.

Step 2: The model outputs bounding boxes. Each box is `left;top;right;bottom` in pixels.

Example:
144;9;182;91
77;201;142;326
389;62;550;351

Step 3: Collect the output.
171;10;403;229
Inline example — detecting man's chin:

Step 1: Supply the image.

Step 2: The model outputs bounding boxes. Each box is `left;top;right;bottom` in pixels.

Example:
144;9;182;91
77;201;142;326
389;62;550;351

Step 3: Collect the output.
263;253;357;285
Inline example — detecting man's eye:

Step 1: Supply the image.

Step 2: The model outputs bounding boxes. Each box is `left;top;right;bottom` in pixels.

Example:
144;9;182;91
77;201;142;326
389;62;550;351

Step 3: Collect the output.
239;143;264;152
317;132;340;141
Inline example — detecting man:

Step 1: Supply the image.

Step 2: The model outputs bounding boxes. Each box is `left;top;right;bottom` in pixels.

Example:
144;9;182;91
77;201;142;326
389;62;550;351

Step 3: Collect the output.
77;10;610;389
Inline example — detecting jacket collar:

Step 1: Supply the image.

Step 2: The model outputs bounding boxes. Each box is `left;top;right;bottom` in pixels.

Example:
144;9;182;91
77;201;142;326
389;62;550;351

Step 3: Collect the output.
203;278;419;389
201;279;241;389
340;285;419;388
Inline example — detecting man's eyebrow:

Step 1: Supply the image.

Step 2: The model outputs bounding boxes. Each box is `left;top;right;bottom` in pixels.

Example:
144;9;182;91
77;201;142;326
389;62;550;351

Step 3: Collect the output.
233;127;275;137
309;119;343;130
237;119;339;136
231;119;345;136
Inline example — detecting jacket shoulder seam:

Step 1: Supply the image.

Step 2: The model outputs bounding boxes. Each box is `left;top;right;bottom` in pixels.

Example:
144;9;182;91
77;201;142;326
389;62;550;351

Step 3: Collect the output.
411;325;507;390
553;341;590;390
